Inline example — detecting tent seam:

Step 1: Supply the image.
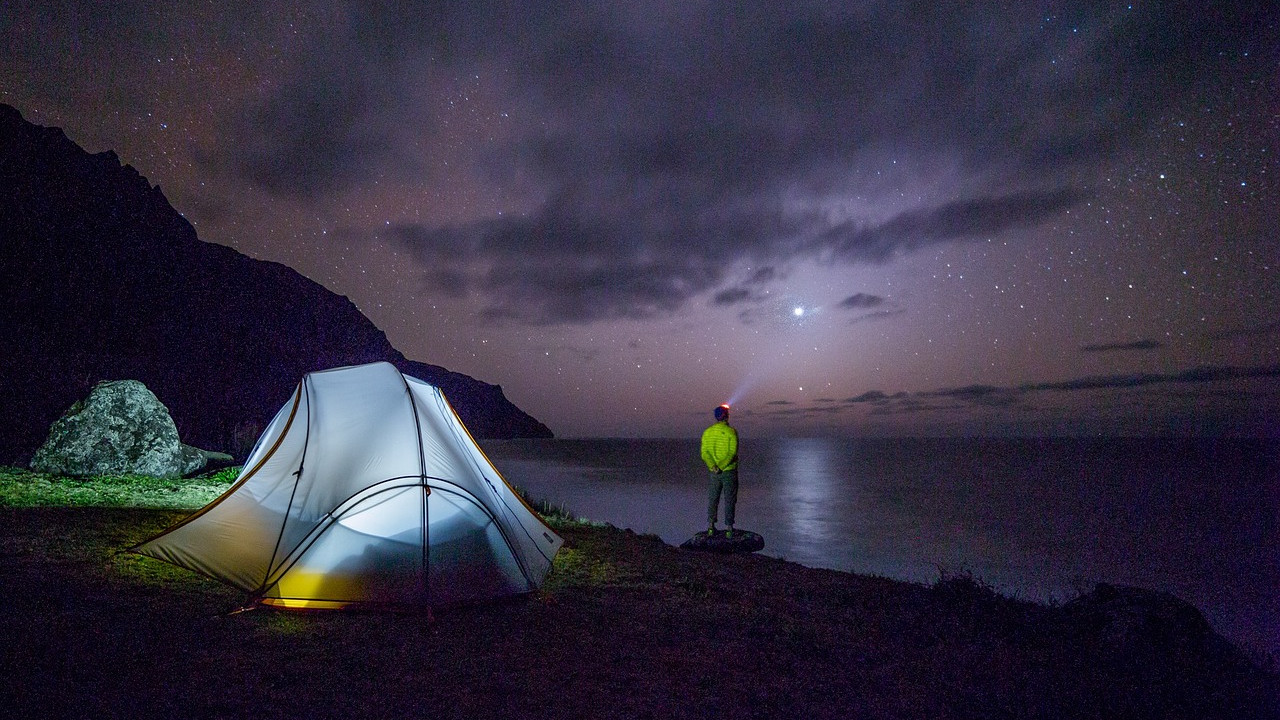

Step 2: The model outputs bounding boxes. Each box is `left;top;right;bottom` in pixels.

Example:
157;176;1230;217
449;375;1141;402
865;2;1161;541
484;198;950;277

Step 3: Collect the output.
255;373;314;599
129;383;305;552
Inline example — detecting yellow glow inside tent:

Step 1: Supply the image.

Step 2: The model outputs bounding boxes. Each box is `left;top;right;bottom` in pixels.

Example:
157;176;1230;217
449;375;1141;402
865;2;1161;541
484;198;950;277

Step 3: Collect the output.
259;597;352;610
271;570;333;604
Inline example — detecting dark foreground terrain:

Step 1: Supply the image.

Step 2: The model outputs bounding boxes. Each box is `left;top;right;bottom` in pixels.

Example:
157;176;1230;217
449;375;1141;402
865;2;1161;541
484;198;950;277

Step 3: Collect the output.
0;507;1275;719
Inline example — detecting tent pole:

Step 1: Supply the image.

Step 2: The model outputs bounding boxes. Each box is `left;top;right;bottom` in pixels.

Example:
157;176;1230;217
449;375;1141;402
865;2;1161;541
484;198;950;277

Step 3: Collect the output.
257;376;312;599
400;371;431;607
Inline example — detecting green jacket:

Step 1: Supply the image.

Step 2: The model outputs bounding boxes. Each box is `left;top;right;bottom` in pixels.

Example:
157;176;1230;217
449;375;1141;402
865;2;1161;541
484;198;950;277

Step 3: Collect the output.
700;421;738;472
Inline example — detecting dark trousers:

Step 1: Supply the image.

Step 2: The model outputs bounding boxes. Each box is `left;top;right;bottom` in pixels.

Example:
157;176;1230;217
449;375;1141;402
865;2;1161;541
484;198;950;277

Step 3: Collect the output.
707;468;738;526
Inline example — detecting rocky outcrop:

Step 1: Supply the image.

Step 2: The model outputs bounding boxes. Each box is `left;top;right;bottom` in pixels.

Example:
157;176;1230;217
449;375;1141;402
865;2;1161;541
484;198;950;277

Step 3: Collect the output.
1065;582;1217;650
0;104;552;463
30;380;231;478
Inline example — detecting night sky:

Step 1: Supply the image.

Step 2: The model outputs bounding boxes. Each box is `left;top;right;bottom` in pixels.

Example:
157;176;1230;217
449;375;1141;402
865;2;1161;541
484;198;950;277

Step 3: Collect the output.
4;2;1277;438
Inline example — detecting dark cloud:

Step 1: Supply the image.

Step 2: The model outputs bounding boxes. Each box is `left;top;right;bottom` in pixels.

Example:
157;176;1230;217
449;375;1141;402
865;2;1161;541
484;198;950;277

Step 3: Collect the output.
866;397;935;417
220;76;404;198
200;1;1247;323
710;268;781;307
850;309;907;324
925;385;1023;407
1204;320;1280;341
838;293;885;310
1022;365;1280;393
510;3;1248;187
816;189;1084;263
759;365;1280;432
204;7;449;198
843;365;1280;413
712;287;753;306
394;187;1080;323
1080;339;1164;353
475;255;721;325
392;205;730;323
707;267;777;308
837;293;903;325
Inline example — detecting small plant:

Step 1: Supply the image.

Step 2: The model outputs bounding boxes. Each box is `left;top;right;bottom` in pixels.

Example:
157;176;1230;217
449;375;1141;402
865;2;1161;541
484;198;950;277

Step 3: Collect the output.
932;566;997;597
511;483;593;526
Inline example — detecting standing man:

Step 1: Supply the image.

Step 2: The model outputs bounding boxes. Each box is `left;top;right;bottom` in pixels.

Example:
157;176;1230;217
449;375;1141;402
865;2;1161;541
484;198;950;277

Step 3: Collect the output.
701;404;739;537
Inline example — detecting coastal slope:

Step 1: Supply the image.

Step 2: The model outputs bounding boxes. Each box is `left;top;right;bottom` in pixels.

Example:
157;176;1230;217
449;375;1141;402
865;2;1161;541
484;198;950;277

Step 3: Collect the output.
0;104;551;462
1;506;1275;719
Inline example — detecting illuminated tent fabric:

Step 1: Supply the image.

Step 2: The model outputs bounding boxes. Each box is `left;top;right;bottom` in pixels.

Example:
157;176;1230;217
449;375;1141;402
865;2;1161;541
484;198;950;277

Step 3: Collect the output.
133;362;562;609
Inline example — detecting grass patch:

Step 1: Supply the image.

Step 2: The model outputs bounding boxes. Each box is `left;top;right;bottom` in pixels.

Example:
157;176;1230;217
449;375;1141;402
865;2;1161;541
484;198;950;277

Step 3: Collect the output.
1;467;589;530
510;483;602;528
0;465;238;509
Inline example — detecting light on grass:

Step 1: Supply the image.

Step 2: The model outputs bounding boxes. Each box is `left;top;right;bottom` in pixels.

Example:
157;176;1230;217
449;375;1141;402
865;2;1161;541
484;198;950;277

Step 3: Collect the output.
0;466;239;508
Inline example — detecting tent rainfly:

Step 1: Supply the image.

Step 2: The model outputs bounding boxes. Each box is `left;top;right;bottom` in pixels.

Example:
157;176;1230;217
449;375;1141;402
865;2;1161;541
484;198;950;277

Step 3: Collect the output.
133;362;563;609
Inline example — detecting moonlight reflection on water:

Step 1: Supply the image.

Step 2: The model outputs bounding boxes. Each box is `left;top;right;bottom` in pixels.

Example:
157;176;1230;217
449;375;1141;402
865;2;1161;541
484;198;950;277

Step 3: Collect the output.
483;436;1279;661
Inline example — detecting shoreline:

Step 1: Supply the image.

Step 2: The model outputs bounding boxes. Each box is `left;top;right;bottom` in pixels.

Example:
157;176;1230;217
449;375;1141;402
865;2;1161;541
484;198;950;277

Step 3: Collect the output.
481;436;1280;663
1;505;1275;718
4;461;1276;664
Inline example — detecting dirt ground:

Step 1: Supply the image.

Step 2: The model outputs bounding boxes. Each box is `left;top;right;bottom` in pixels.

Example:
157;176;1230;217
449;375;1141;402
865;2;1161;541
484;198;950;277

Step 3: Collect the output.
0;507;1275;719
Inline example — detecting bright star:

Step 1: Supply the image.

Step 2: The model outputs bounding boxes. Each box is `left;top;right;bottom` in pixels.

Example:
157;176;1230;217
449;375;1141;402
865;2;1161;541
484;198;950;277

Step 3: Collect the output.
793;306;805;317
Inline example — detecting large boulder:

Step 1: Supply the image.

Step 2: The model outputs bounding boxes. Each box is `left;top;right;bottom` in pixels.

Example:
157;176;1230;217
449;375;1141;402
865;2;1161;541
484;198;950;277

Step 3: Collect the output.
1064;583;1219;654
30;379;228;478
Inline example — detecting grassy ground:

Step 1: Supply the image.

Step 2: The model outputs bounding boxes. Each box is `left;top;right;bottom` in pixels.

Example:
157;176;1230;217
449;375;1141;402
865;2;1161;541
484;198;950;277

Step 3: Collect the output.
0;470;1276;719
0;465;240;508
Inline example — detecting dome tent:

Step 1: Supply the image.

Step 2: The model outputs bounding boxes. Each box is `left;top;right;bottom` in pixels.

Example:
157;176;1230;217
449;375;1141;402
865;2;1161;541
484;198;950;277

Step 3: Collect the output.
133;362;562;609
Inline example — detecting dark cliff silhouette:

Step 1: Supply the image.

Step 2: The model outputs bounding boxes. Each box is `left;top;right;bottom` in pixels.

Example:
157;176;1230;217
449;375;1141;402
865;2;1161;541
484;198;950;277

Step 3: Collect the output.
0;104;552;463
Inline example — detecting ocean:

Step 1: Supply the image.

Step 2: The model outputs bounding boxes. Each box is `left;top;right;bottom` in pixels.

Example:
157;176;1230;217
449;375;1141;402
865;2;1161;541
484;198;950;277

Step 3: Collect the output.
480;437;1279;661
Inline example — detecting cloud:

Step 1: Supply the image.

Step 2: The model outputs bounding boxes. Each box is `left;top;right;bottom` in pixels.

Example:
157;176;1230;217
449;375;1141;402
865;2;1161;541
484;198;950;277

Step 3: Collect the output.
208;8;433;198
219;79;404;197
709;266;780;308
850;309;907;324
1203;320;1280;341
924;384;1025;408
392;209;728;324
749;365;1280;429
711;287;755;306
897;366;1280;402
393;189;1078;324
193;1;1254;322
837;293;886;310
815;189;1084;263
837;293;905;325
1022;365;1280;393
1080;339;1164;353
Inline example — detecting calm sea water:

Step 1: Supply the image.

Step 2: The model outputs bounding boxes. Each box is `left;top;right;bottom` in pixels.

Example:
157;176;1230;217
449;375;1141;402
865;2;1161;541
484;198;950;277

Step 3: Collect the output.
480;437;1279;660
